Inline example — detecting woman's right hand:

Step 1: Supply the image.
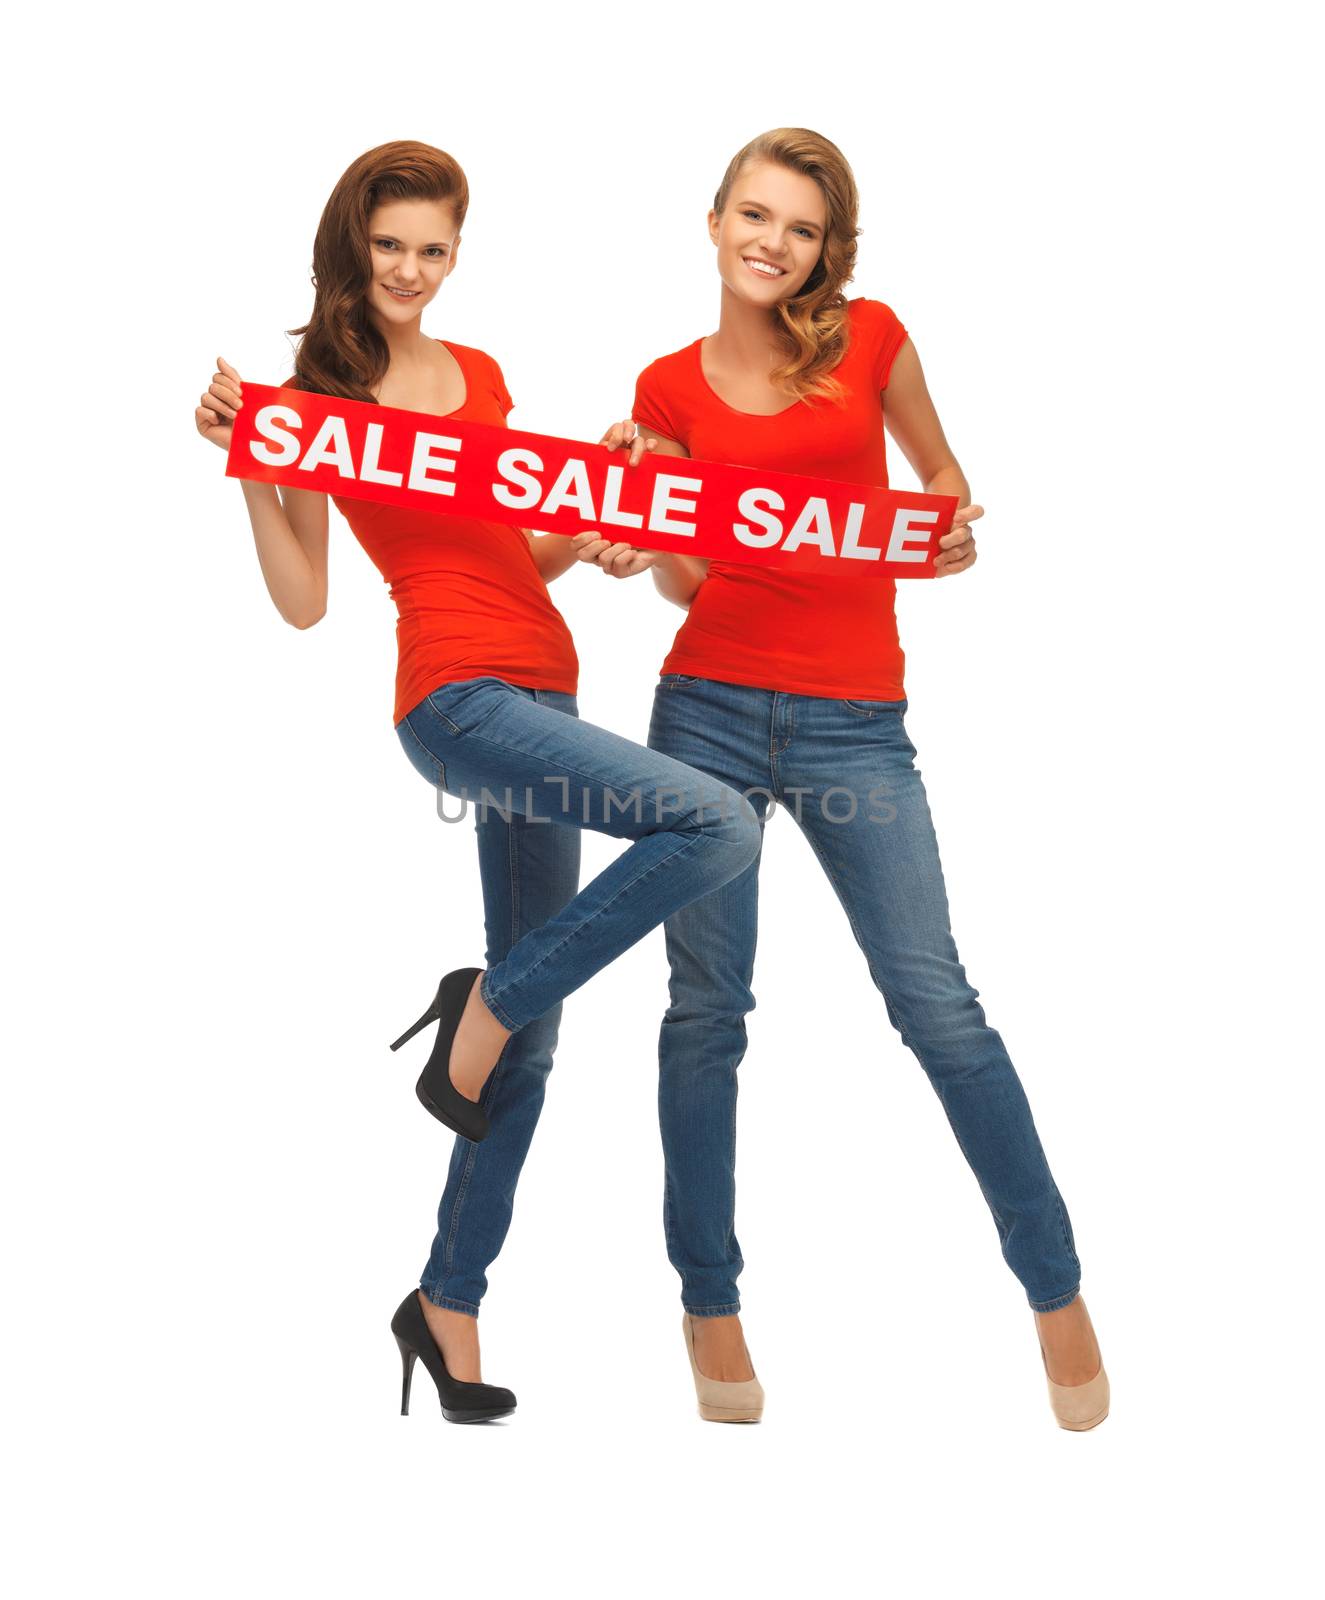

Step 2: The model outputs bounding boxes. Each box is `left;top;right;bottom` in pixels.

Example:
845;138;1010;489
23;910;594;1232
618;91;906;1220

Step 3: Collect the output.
195;357;244;451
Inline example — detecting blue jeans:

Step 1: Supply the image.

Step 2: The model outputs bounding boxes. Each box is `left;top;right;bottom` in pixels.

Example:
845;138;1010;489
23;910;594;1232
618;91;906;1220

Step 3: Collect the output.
395;675;761;1313
646;674;1083;1315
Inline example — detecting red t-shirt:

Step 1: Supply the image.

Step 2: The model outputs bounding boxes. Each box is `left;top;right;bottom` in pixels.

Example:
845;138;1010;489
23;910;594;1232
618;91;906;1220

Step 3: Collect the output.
632;297;910;700
332;341;579;725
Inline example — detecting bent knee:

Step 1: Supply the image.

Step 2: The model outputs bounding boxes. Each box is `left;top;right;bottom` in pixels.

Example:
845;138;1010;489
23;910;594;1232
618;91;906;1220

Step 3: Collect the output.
660;1006;752;1054
662;986;755;1028
701;788;760;863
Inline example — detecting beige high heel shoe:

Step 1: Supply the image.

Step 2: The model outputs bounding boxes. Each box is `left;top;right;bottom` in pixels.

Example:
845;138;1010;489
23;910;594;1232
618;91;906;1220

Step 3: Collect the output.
682;1314;765;1423
1039;1344;1110;1430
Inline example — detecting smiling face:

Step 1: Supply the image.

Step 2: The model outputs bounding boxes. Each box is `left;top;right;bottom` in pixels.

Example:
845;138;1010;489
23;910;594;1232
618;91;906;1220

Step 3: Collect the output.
708;160;828;307
364;197;460;327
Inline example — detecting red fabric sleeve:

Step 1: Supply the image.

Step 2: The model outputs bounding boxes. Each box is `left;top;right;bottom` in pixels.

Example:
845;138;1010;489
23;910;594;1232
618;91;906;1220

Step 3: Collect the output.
485;352;515;417
863;300;909;391
632;360;684;445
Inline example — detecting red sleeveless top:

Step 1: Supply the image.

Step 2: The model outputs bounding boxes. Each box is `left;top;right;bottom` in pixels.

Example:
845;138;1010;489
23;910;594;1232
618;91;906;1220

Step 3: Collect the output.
632;298;910;701
332;341;579;725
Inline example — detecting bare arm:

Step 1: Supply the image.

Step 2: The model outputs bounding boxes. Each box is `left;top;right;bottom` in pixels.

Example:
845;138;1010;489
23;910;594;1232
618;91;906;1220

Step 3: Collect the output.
524;529;580;584
197;358;329;627
882;339;981;576
241;480;329;628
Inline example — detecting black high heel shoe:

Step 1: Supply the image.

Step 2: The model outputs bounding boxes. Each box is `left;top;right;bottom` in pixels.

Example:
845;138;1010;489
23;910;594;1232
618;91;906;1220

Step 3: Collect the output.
389;966;491;1142
390;1291;516;1424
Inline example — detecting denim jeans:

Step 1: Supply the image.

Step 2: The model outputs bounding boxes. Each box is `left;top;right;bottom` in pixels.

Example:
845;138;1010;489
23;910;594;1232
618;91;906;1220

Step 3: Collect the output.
646;674;1083;1315
395;675;762;1313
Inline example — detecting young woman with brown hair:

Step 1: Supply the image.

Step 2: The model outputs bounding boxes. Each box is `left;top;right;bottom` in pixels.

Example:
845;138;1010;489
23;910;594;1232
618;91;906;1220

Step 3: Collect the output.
196;140;760;1424
580;127;1109;1429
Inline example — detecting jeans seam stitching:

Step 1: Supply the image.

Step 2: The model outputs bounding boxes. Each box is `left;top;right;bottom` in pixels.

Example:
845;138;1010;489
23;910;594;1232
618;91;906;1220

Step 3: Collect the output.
506;811;521;951
442;1139;480;1277
400;714;448;784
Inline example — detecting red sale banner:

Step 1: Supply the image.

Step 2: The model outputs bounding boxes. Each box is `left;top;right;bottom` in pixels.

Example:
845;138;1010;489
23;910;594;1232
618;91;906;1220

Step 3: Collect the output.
226;385;956;577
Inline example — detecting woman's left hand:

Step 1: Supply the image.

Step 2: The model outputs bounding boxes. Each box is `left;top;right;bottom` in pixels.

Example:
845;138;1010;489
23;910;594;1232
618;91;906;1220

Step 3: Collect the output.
599;418;657;466
934;503;982;577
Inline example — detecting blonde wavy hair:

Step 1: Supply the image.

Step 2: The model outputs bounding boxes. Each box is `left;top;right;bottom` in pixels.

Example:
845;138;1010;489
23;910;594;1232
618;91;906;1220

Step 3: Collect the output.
713;127;861;402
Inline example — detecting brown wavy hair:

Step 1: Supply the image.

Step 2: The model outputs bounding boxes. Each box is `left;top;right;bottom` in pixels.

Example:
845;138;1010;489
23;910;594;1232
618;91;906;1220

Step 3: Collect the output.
713;128;861;402
285;141;469;402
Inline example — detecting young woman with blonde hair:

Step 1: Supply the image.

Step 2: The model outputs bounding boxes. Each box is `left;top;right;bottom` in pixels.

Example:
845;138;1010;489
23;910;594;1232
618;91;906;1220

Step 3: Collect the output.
580;127;1109;1429
196;140;760;1424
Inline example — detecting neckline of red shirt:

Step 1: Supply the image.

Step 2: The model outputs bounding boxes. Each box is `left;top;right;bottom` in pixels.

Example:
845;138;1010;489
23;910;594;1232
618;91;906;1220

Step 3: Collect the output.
432;339;469;415
369;337;470;415
692;335;804;420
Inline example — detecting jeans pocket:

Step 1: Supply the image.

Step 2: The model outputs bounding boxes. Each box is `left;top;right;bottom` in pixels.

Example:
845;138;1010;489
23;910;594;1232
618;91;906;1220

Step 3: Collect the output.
396;717;449;790
840;696;908;718
659;673;701;689
423;675;509;737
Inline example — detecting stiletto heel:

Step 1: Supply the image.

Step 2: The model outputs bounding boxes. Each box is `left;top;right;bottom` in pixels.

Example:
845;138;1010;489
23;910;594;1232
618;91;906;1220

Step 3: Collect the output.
395;1335;417;1415
389;966;491;1142
682;1314;764;1423
390;1009;439;1052
389;1291;516;1424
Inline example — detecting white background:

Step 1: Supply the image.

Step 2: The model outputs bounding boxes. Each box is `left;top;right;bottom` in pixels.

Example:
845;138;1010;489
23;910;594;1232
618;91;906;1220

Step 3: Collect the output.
6;1;1320;1593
